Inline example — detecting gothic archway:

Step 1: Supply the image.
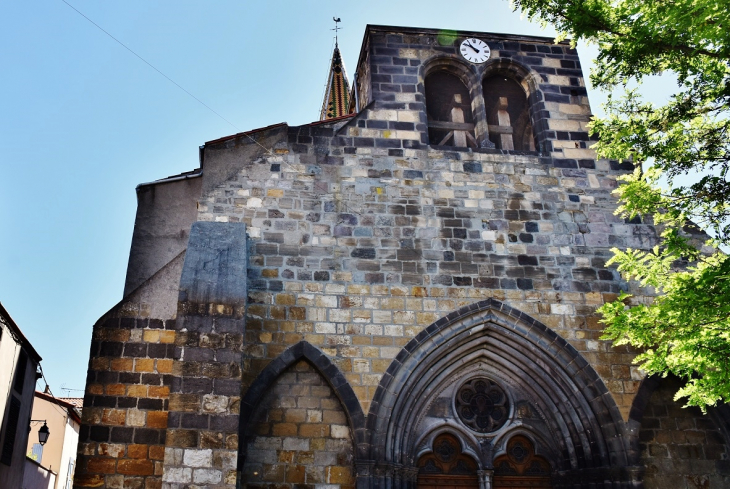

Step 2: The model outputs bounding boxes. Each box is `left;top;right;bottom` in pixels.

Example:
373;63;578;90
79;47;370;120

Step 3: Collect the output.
236;341;367;478
366;298;638;487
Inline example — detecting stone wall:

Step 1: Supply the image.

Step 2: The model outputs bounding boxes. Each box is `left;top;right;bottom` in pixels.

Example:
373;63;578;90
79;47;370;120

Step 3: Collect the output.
76;314;174;489
199;141;648;418
242;360;355;488
640;378;730;489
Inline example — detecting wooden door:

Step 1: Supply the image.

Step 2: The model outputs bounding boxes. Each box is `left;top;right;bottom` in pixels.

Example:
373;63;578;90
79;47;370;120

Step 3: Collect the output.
492;435;552;488
417;434;479;489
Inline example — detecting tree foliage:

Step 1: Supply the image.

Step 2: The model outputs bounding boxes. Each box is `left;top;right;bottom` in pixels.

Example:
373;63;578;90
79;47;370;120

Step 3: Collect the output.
513;0;730;409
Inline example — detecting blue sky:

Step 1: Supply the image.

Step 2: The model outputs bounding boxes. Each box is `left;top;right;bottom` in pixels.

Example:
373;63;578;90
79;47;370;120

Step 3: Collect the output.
0;1;674;395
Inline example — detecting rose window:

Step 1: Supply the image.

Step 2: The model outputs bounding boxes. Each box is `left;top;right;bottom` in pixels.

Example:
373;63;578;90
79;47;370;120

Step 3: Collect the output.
455;378;509;433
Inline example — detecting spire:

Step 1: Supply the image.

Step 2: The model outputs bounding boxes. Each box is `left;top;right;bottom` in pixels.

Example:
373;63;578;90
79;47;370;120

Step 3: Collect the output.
320;19;353;121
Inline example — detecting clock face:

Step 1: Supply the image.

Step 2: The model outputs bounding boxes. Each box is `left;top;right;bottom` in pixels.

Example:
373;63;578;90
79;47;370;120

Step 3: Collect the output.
460;38;491;64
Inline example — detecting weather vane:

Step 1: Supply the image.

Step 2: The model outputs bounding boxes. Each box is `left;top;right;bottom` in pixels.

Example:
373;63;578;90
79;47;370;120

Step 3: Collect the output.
332;17;342;45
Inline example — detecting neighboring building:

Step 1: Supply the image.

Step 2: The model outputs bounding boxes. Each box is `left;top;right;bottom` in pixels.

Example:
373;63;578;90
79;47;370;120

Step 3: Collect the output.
0;302;42;488
73;25;730;489
23;390;81;489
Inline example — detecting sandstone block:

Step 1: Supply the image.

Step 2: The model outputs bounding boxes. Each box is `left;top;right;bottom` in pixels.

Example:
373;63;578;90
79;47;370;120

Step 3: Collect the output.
87;457;117;474
126;409;146;427
98;443;125;458
162;467;192;483
146;411;169;429
183;448;213;468
193;468;222;484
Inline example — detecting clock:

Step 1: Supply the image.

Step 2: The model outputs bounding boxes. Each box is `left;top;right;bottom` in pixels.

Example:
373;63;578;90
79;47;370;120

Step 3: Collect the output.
459;38;490;64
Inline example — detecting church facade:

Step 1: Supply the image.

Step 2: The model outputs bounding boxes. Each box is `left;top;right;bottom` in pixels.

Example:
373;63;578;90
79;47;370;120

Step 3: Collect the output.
74;25;730;489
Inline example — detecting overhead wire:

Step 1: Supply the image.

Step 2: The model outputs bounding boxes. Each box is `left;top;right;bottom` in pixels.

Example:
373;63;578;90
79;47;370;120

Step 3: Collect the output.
37;364;73;420
58;0;274;155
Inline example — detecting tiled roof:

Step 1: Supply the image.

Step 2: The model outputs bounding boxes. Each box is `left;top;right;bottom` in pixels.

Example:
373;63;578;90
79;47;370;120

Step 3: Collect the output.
320;44;353;121
59;397;84;409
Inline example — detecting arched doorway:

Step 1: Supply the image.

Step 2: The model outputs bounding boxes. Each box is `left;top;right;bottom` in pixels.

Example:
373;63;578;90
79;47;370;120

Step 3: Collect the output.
367;299;637;487
493;435;552;488
417;433;479;489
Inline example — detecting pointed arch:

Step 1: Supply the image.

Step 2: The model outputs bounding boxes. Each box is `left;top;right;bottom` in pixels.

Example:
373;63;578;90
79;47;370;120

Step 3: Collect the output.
480;58;546;154
367;298;635;485
236;341;367;472
627;374;730;467
414;426;484;468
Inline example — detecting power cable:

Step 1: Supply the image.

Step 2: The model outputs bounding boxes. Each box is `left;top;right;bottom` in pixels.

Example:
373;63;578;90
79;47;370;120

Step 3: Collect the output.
37;364;73;420
58;0;273;155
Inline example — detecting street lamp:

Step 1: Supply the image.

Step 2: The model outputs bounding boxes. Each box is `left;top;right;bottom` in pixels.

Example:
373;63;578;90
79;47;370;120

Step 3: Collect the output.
30;420;50;446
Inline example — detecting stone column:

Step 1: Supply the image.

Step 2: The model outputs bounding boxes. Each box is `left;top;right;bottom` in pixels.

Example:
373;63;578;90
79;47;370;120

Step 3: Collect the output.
355;460;375;489
478;469;494;489
404;466;419;489
470;82;493;149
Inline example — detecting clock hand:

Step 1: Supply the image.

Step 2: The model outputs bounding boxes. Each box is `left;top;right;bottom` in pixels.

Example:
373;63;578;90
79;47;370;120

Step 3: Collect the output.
466;42;480;54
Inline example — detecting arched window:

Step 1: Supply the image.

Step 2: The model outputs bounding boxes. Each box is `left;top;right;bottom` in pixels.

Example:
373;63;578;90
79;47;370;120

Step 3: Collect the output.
425;71;477;148
482;76;535;151
493;435;552;488
417;433;479;488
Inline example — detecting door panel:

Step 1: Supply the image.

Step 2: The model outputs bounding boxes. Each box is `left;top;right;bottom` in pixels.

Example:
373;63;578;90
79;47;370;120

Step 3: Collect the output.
493;435;552;489
417;434;479;489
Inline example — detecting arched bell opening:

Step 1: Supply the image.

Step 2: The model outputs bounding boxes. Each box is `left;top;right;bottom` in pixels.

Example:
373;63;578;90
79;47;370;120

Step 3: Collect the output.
425;70;478;149
482;75;535;151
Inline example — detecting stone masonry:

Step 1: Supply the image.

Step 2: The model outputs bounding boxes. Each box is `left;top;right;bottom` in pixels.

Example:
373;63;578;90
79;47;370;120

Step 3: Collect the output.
242;360;354;488
74;25;730;489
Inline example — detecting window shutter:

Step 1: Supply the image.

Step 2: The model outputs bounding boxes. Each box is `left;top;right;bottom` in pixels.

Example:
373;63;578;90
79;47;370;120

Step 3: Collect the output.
1;396;21;465
13;350;28;394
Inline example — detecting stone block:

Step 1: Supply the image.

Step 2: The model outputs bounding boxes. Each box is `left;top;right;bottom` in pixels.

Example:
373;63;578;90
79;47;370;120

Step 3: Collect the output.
126;409;146;427
166;430;198;448
331;424;350;439
162;467;192;483
134;359;155;372
98;443;125;458
149;445;165;460
272;422;298;436
327;465;354;484
148;386;170;398
192;468;222;484
111;358;134;372
87;457;117;474
201;394;229;414
183;448;213;467
178;222;247;307
146;411;169;429
127;385;148;397
73;474;105;487
282;437;310;451
168;394;200;413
